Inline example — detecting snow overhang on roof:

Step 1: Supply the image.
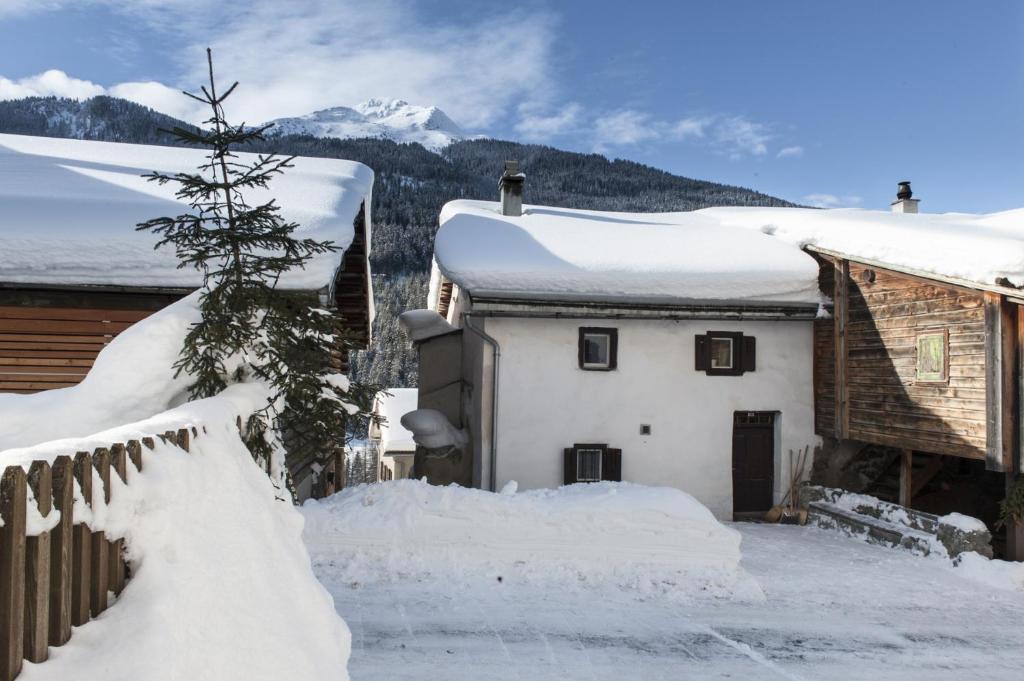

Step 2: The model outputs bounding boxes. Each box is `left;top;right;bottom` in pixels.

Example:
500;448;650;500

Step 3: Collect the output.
432;200;823;308
700;206;1024;294
0;133;374;291
372;388;419;453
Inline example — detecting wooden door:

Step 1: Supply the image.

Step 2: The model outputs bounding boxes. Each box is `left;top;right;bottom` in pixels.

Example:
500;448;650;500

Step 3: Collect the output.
732;412;775;514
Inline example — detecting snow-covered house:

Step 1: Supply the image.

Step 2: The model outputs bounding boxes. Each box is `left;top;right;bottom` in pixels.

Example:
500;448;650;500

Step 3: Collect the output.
402;176;823;520
368;388;418;481
405;172;1024;556
0;133;374;496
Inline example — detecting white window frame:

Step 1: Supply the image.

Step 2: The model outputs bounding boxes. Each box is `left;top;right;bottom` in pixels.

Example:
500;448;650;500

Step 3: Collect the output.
581;333;611;369
709;336;734;370
576;448;603;482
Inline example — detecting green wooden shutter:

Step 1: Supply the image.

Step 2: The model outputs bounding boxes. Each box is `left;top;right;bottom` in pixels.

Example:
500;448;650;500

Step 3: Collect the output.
695;334;709;370
602;448;622;482
564;448;577;485
742;336;756;373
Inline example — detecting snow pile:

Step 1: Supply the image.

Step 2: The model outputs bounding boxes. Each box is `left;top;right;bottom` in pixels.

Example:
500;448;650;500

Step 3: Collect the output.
0;133;372;289
302;480;759;600
5;387;351;681
433;200;822;306
398;308;456;342
706;205;1024;290
953;551;1024;592
399;409;467;449
0;293;201;453
371;388;418;452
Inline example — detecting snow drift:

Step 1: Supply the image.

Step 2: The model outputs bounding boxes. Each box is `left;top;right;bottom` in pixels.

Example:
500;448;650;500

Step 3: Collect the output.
0;293;201;454
6;386;352;681
302;480;759;599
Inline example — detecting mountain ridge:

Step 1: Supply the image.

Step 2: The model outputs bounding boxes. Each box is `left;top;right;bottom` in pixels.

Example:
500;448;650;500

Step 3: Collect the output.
264;98;468;151
0;95;797;395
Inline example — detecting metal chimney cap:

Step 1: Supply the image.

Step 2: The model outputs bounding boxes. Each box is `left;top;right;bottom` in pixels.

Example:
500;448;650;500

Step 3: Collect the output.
896;181;913;200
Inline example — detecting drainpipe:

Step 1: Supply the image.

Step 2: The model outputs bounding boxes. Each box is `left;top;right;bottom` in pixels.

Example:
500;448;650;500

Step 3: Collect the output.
463;311;500;492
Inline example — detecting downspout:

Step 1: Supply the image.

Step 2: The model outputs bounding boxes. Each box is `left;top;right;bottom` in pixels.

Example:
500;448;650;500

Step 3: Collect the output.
463;311;500;492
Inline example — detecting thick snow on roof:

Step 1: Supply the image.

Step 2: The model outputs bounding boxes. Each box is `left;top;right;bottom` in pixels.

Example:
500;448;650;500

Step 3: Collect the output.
0;133;373;290
373;388;418;453
433;200;822;306
702;206;1024;290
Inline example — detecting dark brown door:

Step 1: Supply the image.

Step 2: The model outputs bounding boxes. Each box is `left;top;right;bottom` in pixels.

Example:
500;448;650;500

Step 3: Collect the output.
732;412;775;514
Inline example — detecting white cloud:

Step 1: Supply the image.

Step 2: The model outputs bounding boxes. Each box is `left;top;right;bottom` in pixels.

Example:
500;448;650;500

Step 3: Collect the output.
777;145;804;158
712;115;771;159
515;103;582;142
803;193;863;208
108;81;207;122
592;110;662;150
0;70;105;100
1;1;557;129
673;117;708;140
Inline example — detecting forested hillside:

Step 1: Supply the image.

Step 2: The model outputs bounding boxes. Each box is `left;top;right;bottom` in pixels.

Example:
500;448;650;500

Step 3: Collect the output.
0;96;796;393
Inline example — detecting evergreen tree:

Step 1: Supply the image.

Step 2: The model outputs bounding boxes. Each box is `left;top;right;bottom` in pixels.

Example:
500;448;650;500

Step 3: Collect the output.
136;49;376;493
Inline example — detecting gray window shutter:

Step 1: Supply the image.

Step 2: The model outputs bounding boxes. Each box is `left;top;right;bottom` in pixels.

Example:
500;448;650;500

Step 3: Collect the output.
602;448;622;482
695;334;709;370
742;336;756;373
564;448;577;484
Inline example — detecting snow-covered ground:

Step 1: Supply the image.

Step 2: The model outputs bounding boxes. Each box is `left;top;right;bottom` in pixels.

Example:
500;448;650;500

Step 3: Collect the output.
307;505;1024;680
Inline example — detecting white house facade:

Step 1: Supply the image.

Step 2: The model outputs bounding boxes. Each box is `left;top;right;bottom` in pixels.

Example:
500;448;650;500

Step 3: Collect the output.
369;389;418;482
399;171;825;520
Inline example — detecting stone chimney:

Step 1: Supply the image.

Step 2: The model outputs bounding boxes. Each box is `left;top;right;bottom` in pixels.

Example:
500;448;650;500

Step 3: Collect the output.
891;180;919;214
498;160;525;217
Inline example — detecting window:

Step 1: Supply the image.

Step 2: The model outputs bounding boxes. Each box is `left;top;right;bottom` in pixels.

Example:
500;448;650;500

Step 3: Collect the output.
563;444;622;484
695;332;756;375
578;327;618;371
710;336;734;370
576;448;603;481
916;329;948;383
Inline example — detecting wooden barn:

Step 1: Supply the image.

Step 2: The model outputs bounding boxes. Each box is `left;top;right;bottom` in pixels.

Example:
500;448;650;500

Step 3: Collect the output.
0;133;374;497
806;187;1024;559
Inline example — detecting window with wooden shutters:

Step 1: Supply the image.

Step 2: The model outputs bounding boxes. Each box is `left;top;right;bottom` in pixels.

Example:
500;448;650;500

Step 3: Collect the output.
695;332;756;376
578;327;618;371
564;444;622;483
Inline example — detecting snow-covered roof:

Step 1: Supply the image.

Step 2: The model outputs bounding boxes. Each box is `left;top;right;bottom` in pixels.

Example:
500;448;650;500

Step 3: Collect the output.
431;200;822;306
0;133;373;290
703;206;1024;292
372;388;418;453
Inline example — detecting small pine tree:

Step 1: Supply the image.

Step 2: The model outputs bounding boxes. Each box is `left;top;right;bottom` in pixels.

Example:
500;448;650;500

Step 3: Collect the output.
137;49;376;494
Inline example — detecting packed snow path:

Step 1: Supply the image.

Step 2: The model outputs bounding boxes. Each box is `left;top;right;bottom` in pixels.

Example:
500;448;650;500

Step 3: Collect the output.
310;523;1024;681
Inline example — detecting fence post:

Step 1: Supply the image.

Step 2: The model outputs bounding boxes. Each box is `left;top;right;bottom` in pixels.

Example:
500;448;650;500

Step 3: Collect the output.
0;466;27;681
90;449;110;617
127;440;143;472
48;456;73;647
71;453;92;627
24;461;51;664
108;444;127;596
141;437;155;451
176;428;190;452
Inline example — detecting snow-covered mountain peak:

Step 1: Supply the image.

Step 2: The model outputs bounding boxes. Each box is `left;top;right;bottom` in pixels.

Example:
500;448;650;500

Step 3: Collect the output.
264;99;467;151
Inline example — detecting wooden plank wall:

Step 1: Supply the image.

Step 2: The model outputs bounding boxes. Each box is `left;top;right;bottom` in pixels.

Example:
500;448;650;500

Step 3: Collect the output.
813;257;836;435
0;307;152;393
815;260;989;459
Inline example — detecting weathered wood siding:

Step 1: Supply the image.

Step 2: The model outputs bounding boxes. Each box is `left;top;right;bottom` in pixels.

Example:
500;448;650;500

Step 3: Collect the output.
813;258;836;435
0;306;153;393
816;260;989;460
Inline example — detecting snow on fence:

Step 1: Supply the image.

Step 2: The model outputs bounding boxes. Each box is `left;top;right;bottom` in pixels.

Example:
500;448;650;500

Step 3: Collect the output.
0;426;196;681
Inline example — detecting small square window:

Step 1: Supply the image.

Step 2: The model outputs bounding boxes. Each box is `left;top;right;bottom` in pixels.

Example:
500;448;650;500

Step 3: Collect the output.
709;337;734;370
578;327;618;371
582;333;610;367
916;330;948;383
576;448;603;482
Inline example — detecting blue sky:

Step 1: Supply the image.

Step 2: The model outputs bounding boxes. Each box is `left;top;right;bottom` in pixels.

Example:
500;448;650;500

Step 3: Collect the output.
1;0;1021;212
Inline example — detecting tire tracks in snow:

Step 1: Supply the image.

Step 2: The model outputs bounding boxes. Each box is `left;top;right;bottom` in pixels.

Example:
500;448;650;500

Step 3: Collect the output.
704;626;808;681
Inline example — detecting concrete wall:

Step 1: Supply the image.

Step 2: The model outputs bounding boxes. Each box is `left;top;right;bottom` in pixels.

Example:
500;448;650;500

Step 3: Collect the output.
480;316;818;519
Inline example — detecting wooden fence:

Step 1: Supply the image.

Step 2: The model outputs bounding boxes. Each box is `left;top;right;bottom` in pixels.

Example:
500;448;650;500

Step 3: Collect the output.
0;426;196;681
